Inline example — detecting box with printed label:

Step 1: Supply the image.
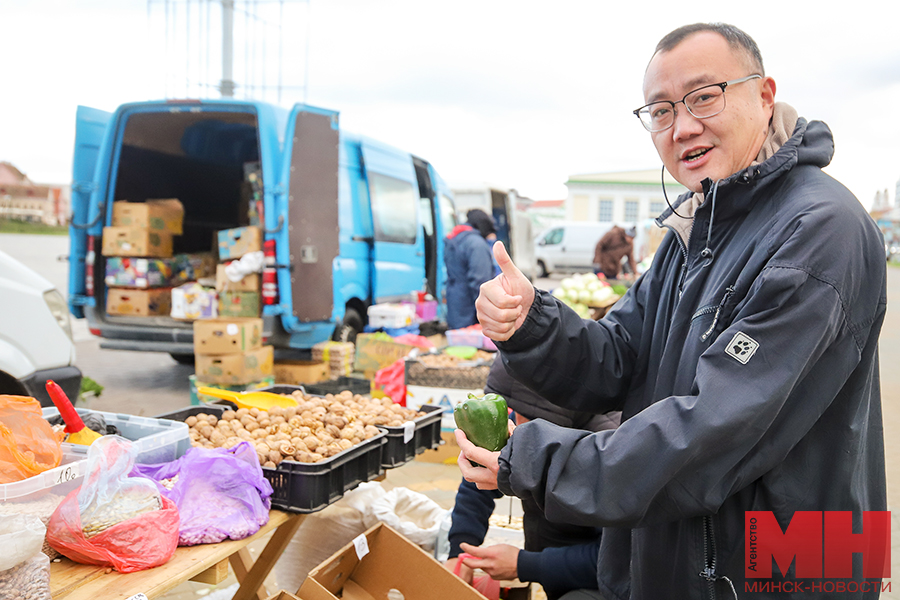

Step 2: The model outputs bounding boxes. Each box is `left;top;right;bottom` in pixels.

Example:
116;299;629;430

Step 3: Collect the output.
171;282;218;320
106;287;172;316
101;226;173;257
112;198;185;234
354;334;416;378
216;263;261;292
218;290;261;318
195;345;274;385
298;523;482;600
217;226;262;260
193;317;263;355
273;360;330;385
405;384;485;432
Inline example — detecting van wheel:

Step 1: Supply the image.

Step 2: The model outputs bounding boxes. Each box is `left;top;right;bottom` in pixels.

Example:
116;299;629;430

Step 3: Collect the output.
537;260;548;278
169;353;195;365
336;308;364;343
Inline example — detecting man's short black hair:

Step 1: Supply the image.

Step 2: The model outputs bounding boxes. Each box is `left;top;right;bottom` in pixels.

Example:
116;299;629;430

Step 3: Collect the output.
654;23;765;76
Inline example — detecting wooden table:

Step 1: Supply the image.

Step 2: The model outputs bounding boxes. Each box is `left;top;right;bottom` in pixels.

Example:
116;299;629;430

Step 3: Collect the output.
50;510;305;600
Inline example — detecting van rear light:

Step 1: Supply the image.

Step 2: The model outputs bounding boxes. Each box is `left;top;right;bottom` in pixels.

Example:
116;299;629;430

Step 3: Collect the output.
85;235;96;297
262;239;278;305
89;328;102;337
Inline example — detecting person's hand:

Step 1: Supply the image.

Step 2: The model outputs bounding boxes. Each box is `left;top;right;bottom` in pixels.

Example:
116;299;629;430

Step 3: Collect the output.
455;420;515;490
476;242;535;341
444;557;474;584
459;543;521;581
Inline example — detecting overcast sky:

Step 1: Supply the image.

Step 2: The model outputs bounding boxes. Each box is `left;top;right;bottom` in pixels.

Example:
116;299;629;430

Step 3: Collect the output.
2;0;899;208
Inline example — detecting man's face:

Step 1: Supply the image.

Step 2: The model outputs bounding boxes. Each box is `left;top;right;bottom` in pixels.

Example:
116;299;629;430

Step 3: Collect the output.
642;31;776;193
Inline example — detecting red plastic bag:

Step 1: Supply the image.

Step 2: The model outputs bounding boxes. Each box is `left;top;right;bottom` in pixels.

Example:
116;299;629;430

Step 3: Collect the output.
374;358;407;406
454;552;501;600
0;395;62;483
47;436;179;572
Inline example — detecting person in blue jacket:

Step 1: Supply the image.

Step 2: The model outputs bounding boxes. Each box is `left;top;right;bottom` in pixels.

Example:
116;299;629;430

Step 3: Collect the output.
444;359;620;600
444;209;497;329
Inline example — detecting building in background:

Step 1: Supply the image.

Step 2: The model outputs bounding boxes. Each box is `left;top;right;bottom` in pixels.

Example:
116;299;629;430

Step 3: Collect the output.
564;168;686;224
0;162;70;225
870;186;898;258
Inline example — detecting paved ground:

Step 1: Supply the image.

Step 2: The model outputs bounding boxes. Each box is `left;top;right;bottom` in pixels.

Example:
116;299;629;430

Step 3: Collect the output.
2;233;897;596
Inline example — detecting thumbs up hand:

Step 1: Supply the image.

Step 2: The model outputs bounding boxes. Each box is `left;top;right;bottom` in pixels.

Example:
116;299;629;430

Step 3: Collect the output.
476;242;535;341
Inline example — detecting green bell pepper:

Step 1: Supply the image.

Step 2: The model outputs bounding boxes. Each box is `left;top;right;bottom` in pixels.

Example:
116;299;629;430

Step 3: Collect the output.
454;393;509;461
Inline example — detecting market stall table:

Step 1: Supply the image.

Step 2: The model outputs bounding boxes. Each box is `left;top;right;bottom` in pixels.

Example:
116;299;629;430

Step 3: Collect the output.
50;509;304;600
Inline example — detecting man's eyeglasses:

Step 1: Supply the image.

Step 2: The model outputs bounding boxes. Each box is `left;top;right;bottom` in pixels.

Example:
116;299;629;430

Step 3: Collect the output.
633;74;762;133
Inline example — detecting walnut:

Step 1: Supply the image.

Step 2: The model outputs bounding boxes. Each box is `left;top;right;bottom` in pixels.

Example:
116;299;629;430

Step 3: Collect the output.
294;451;314;463
309;452;324;463
278;423;293;435
199;424;214;439
269;406;284;418
185;415;198;427
325;424;342;439
245;421;260;432
263;460;276;468
338;439;353;450
364;425;380;439
279;441;296;455
268;450;282;464
316;431;335;445
294;440;310;453
288;416;304;429
210;430;227;445
259;418;271;428
222;410;237;421
302;435;320;451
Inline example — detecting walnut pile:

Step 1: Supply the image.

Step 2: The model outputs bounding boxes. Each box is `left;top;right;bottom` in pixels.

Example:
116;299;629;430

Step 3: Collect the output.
186;390;425;468
416;349;494;367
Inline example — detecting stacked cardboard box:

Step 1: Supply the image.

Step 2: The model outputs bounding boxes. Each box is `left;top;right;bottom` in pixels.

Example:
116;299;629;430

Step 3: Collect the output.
216;226;263;318
102;199;185;316
193;317;274;385
312;341;356;379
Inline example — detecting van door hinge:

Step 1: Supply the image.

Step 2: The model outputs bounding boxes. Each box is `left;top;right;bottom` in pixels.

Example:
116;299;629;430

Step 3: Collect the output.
271;184;286;198
71;180;96;194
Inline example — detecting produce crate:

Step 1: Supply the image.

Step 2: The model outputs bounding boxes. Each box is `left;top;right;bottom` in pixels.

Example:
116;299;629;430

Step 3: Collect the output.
379;404;443;468
301;377;371;397
42;408;190;465
405;357;493;389
156;405;388;514
445;328;497;351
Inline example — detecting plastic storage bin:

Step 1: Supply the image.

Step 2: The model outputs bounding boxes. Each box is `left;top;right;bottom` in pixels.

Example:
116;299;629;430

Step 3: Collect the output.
445;328;498;350
155;404;388;513
42;408;190;465
379;404;443;468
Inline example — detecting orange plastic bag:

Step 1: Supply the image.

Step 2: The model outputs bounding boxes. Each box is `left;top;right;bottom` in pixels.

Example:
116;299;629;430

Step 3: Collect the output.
0;395;62;483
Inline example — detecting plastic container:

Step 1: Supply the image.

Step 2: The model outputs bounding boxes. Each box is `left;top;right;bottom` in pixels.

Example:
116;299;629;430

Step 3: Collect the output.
155;404;389;513
445;328;497;350
379;404;443;468
367;303;416;329
301;377;371;397
42;408;190;465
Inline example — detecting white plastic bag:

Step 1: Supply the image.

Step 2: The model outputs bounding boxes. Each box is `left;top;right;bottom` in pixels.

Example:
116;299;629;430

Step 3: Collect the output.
353;483;448;551
0;514;45;571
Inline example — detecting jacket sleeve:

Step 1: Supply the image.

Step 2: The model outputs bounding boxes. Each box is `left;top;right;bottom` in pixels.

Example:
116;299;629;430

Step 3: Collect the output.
497;273;652;413
517;540;600;593
497;265;865;528
465;238;495;301
447;479;502;558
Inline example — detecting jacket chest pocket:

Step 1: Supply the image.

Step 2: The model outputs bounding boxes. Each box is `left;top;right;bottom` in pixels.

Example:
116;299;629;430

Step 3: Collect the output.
690;286;736;343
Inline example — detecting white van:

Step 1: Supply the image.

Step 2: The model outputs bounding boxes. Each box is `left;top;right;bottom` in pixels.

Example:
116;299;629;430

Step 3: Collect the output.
534;222;613;277
0;250;82;407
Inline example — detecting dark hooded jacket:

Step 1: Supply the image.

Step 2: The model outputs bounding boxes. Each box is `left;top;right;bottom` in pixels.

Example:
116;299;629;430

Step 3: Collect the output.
448;359;620;599
495;119;887;600
445;224;495;330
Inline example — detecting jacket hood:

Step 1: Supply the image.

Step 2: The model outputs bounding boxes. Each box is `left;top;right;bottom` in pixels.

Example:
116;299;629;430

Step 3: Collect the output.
447;224;474;239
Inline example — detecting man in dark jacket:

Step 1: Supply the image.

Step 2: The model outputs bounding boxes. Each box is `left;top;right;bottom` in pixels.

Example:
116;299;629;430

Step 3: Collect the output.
445;359;620;600
444;209;496;330
593;225;637;280
459;23;888;600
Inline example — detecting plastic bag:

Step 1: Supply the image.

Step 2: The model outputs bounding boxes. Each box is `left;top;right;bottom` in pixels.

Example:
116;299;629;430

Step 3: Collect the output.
0;515;52;599
0;395;62;483
374;358;407;405
0;552;52;600
345;482;448;551
47;435;180;572
454;553;501;600
132;441;273;546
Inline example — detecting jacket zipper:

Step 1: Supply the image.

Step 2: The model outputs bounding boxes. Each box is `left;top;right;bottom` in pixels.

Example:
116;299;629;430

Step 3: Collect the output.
700;515;738;600
700;286;735;342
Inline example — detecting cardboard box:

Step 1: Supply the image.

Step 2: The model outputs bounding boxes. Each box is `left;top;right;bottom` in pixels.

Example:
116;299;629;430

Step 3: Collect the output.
195;345;274;385
171;283;218;320
406;384;485;432
298;523;482;600
219;290;261;318
193;317;263;355
266;592;305;600
105;256;173;288
217;226;262;260
216;263;261;292
106;287;172;316
414;430;460;465
112;198;185;234
189;374;276;405
102;226;174;257
354;334;416;378
274;360;330;385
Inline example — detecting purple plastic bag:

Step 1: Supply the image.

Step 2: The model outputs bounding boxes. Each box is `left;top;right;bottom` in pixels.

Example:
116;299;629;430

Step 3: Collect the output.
132;441;273;546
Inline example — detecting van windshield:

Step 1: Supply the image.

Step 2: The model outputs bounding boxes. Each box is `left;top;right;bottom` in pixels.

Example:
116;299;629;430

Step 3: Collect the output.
544;228;563;245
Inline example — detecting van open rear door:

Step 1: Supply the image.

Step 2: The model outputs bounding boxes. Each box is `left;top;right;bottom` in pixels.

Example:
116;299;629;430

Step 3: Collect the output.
280;105;341;330
68;105;112;318
360;139;427;303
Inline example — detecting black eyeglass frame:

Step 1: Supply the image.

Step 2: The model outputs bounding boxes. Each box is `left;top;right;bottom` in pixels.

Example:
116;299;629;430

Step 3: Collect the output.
633;74;763;132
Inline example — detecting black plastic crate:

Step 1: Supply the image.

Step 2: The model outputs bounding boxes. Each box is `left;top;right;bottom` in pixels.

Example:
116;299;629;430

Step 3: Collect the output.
155;404;388;514
380;404;443;468
302;376;371;397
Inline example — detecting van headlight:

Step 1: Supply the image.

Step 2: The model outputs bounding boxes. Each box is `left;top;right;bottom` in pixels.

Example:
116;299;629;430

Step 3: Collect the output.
43;289;74;342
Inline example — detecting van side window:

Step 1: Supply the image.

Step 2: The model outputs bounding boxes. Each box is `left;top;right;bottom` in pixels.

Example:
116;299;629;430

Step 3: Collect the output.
369;172;418;244
439;194;457;238
545;228;563;245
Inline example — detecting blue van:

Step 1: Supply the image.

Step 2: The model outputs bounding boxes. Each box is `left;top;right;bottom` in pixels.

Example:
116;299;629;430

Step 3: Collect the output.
68;100;458;357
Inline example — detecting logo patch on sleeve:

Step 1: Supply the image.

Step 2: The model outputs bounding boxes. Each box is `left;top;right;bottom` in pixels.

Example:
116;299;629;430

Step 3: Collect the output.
725;331;759;364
